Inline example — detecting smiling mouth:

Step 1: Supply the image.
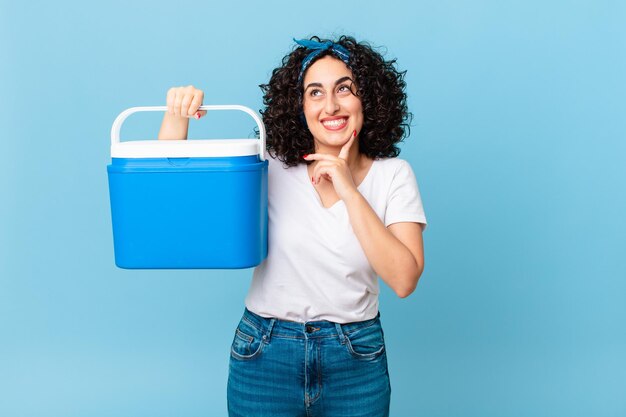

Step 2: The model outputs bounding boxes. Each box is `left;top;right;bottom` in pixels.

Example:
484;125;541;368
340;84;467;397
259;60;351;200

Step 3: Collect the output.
321;117;348;130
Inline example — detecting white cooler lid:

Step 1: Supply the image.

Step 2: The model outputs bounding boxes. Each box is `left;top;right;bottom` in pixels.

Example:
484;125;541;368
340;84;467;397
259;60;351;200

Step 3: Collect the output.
111;105;266;160
111;139;260;158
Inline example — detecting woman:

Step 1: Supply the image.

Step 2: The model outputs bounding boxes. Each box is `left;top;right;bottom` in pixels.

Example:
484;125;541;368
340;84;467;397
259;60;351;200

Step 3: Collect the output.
158;36;427;417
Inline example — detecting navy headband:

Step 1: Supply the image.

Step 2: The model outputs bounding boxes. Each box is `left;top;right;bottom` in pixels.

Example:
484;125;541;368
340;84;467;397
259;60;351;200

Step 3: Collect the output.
293;38;351;83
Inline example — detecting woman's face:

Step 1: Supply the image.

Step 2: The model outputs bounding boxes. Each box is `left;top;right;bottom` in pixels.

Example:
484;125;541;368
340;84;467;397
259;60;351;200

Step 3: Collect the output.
302;56;363;150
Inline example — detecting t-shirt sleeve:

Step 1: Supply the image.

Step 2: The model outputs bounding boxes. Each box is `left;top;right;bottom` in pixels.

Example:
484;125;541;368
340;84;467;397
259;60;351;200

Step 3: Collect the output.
384;159;428;230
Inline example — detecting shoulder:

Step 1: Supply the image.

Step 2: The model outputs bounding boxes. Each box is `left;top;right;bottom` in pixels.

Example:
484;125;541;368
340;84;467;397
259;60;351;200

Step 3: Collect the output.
373;157;414;176
362;158;416;196
266;152;303;188
371;158;421;193
266;150;299;169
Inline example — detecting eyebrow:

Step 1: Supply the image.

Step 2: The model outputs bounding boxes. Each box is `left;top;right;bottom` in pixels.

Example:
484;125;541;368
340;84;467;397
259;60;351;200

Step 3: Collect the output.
304;76;353;92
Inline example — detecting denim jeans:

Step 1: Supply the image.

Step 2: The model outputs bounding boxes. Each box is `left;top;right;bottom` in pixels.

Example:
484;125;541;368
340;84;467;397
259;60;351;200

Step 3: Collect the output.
227;308;391;417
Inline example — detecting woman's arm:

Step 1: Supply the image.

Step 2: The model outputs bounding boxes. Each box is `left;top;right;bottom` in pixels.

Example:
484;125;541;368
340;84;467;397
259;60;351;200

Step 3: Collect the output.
343;192;424;298
158;112;190;140
305;134;425;298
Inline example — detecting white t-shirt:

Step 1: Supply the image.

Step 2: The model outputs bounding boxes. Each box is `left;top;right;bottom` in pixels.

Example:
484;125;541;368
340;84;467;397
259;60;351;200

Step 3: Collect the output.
245;154;427;324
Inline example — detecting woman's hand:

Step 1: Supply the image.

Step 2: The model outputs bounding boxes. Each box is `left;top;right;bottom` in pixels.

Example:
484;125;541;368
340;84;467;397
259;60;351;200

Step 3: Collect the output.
158;85;206;140
166;85;207;119
303;130;359;201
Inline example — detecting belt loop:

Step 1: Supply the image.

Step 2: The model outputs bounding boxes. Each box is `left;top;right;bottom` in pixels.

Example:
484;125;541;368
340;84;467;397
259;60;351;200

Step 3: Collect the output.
335;322;346;345
264;318;276;343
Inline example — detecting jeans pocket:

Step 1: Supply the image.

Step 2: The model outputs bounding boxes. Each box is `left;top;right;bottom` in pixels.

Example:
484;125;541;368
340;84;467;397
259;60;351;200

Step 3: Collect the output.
344;321;386;360
230;318;266;361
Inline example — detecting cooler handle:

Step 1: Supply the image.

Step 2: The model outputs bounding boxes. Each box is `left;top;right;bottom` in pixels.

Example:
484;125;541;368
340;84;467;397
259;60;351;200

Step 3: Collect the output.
111;105;266;161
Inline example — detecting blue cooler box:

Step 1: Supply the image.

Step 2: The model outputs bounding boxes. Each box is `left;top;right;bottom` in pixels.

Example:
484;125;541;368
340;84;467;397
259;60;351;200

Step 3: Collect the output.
107;105;268;269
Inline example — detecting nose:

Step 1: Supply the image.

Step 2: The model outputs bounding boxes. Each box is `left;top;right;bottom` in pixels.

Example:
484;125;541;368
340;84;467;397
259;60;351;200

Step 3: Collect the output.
324;93;340;115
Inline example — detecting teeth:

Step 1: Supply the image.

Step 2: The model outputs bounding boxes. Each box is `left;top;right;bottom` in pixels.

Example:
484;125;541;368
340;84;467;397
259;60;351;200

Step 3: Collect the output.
322;118;347;127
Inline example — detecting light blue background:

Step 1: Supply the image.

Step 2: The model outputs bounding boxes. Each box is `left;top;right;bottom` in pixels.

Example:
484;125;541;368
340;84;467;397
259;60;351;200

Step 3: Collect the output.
1;1;625;416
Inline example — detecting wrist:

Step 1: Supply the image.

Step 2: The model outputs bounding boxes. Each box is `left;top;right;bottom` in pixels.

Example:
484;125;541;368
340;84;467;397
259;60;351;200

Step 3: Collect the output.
164;112;191;123
342;188;363;206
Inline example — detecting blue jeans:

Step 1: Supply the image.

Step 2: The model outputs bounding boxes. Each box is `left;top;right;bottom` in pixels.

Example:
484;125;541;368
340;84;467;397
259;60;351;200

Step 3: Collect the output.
227;308;391;417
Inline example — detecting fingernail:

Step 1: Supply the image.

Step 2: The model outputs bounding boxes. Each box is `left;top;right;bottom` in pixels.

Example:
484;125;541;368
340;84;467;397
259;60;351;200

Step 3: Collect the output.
194;112;201;119
353;129;357;137
303;154;309;159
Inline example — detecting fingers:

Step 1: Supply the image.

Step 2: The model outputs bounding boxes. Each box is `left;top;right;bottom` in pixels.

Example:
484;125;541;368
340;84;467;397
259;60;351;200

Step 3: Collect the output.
310;160;340;185
188;90;204;116
303;152;346;185
303;153;336;162
166;88;177;115
172;88;184;116
304;130;357;162
302;129;358;185
313;173;332;185
338;129;357;160
166;85;205;119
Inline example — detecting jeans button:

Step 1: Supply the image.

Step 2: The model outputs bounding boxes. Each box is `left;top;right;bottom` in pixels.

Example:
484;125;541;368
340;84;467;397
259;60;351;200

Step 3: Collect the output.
306;325;314;333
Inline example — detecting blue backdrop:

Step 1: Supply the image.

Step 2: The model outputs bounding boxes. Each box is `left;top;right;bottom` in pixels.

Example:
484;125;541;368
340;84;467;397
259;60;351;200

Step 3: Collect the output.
1;1;624;416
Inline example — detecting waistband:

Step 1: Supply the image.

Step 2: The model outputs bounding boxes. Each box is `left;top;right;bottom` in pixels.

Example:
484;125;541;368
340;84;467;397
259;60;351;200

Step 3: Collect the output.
241;308;382;341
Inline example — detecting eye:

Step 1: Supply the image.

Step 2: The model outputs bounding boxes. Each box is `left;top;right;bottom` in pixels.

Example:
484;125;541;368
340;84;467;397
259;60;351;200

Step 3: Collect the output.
309;89;324;98
337;84;352;94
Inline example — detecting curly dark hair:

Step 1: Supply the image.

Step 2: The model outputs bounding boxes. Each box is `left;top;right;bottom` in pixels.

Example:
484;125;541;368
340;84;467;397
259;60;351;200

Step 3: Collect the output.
259;35;412;167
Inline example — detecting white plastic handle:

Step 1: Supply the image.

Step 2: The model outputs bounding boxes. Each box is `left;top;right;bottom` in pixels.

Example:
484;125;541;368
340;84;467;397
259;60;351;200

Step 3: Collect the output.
110;105;266;161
